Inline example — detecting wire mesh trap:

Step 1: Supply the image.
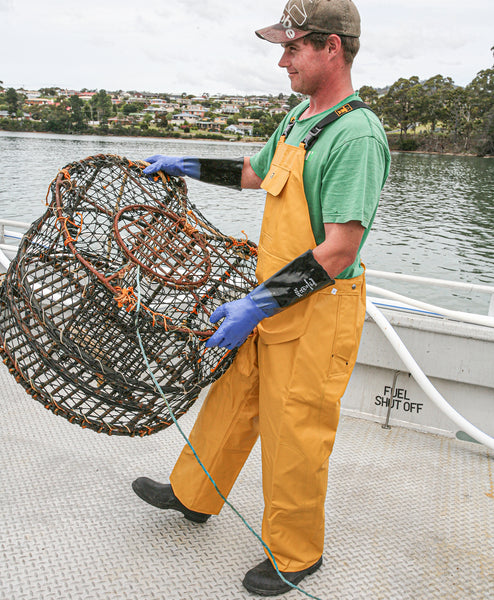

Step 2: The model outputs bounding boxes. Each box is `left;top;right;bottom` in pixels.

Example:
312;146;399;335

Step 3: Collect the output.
0;154;258;436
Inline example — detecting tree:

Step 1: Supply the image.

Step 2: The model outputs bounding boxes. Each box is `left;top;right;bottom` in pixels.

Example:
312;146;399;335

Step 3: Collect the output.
287;93;302;110
421;75;455;133
252;112;285;138
90;89;113;123
69;95;86;131
358;85;379;108
467;67;493;117
29;106;43;121
439;85;482;152
477;108;494;155
467;67;494;154
42;103;71;133
381;76;425;136
39;87;59;97
357;85;383;121
155;114;169;128
6;87;19;116
122;101;145;116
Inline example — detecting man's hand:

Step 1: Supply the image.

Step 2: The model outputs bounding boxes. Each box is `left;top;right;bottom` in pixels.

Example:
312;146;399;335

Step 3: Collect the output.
205;248;337;349
205;297;267;349
143;155;200;178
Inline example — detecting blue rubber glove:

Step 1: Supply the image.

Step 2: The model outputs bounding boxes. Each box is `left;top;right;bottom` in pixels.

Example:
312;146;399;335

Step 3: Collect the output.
206;250;334;349
143;155;200;178
205;296;269;349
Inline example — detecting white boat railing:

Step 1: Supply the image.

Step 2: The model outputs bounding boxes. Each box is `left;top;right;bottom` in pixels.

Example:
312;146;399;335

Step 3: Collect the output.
2;223;493;322
0;219;31;240
367;268;494;320
0;219;493;450
0;219;31;272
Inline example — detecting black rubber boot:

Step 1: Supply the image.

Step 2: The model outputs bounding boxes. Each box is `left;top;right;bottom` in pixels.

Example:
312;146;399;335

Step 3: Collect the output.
242;556;322;596
131;477;211;523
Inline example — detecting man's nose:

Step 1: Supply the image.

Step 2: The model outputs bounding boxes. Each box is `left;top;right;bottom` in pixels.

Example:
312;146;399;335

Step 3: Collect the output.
278;49;289;68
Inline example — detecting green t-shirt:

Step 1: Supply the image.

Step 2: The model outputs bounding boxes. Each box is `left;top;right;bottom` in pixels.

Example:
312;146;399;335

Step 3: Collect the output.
250;93;391;278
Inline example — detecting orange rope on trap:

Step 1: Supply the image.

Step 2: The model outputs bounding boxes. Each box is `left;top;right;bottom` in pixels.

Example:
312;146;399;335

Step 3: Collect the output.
113;286;138;312
55;212;84;246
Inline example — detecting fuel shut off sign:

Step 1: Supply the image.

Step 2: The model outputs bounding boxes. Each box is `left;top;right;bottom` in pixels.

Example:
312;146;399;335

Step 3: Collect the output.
374;384;424;414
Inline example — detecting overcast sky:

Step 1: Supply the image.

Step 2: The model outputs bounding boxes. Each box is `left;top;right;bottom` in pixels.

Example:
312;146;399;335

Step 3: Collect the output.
1;0;492;95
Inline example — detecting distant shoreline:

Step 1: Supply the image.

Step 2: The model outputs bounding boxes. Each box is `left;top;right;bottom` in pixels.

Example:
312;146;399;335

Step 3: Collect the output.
0;126;263;144
0;127;490;158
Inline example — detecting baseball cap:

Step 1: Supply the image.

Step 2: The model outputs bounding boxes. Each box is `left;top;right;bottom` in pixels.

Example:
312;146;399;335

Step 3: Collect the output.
256;0;361;44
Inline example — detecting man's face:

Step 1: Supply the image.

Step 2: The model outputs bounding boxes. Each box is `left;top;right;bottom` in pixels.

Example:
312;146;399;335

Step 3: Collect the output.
278;37;331;95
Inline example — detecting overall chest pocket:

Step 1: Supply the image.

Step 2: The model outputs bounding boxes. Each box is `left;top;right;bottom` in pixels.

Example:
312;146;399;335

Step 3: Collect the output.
261;164;290;197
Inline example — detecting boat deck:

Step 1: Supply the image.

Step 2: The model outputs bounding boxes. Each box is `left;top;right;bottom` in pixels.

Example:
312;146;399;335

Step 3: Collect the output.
1;360;493;600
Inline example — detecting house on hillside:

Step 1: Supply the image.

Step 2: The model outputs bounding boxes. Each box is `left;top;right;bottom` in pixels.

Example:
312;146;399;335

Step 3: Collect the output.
196;120;220;132
221;103;240;115
77;92;97;102
169;112;199;126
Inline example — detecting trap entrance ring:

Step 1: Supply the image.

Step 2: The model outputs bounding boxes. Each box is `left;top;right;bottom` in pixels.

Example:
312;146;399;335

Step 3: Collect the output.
113;204;212;289
0;154;258;436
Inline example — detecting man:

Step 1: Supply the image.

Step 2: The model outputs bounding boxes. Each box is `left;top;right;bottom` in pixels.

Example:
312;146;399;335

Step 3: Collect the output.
132;0;391;595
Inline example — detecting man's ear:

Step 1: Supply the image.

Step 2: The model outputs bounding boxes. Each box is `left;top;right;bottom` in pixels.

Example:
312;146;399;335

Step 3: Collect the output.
326;34;342;57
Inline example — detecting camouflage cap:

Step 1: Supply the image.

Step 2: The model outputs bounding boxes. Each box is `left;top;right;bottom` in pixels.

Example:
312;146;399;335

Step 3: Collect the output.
256;0;361;44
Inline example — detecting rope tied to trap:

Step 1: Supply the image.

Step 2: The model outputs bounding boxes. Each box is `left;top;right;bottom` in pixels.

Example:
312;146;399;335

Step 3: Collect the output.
55;212;84;246
113;286;138;312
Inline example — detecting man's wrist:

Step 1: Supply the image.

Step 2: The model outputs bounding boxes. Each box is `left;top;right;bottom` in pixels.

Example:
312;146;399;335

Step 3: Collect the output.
248;250;335;317
197;158;244;189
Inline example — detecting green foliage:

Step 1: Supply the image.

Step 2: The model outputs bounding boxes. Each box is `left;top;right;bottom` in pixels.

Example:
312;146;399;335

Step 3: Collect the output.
38;87;59;97
358;85;379;108
398;137;419;151
420;75;455;133
287;94;302;110
122;101;145;115
248;109;266;119
252;112;285;138
6;88;19;116
381;76;425;136
154;114;169;128
42;103;72;133
468;68;494;154
90;89;113;123
477;108;494;155
69;95;86;131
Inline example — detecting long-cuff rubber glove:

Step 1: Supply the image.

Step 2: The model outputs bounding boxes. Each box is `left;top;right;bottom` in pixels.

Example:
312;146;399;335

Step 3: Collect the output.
143;155;243;189
206;250;335;349
206;296;267;349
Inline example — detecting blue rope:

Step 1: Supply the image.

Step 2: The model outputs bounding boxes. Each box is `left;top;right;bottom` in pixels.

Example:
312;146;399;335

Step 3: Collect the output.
134;266;323;600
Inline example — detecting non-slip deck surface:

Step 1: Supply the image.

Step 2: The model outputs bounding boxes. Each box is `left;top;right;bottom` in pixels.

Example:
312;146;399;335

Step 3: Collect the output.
1;361;493;600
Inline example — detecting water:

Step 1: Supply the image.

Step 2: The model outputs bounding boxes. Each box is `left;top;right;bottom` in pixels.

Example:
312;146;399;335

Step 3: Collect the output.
1;131;493;313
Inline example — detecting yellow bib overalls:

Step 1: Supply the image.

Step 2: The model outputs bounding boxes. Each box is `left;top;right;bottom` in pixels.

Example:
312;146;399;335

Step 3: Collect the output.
170;124;367;572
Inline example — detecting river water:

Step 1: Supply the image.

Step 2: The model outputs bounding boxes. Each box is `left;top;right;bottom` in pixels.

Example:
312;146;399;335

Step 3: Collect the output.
0;131;493;313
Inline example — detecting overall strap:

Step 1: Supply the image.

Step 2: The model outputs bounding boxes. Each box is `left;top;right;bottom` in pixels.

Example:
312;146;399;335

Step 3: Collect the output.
302;100;372;151
280;116;297;140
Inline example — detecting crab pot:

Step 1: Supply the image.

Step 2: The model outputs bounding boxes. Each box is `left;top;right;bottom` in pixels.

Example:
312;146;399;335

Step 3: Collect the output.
0;154;257;436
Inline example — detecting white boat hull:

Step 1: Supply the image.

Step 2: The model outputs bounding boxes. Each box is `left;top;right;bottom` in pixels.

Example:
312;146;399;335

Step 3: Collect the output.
342;308;494;440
